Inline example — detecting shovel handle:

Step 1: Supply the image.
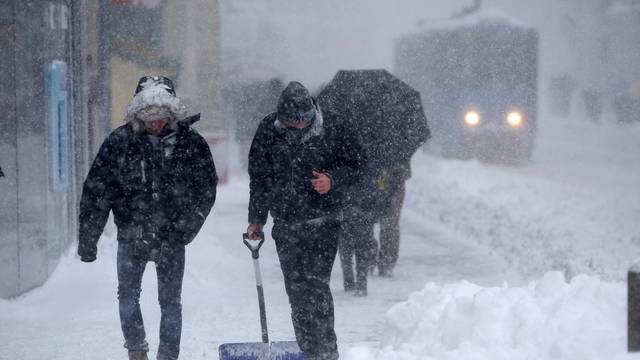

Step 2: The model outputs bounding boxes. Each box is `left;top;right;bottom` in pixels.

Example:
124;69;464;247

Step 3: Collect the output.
243;233;265;259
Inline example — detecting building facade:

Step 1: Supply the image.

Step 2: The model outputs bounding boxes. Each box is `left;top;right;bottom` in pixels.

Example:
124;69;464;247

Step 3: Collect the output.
0;0;89;298
0;0;222;299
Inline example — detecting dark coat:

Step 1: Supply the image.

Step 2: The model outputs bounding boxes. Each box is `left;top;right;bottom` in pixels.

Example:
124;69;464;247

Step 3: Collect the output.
342;166;380;221
78;122;217;260
248;113;364;225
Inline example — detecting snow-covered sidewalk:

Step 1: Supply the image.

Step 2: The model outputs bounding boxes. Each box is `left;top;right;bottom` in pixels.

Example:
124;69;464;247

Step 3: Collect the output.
0;176;512;360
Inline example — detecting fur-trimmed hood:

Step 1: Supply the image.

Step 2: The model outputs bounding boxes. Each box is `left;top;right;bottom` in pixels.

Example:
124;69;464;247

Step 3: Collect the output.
124;82;188;132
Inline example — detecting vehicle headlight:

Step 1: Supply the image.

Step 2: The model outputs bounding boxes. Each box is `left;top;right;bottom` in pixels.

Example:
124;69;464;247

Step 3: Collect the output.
464;111;480;127
507;111;523;127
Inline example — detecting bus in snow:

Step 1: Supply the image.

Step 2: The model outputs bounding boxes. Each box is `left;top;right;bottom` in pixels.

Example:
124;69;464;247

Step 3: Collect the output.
395;9;539;163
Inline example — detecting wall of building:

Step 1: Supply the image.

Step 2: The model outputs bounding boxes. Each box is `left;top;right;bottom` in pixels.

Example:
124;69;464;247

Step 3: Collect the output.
163;0;226;179
0;0;74;298
0;0;20;298
0;0;106;299
0;0;224;298
163;0;223;134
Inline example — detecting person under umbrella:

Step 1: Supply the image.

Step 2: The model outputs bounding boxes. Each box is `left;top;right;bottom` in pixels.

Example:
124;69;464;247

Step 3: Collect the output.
317;69;430;281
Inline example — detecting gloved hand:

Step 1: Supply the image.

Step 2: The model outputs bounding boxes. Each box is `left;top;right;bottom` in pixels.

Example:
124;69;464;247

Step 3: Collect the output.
169;224;196;246
171;211;207;245
80;254;96;263
178;230;196;245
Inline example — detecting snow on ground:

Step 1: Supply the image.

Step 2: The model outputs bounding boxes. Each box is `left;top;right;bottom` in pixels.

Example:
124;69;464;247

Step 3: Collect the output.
408;117;640;280
0;116;638;359
0;176;511;360
345;272;632;360
340;117;640;360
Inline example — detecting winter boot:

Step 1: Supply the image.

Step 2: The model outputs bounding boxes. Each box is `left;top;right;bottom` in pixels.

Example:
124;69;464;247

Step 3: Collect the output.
128;351;149;360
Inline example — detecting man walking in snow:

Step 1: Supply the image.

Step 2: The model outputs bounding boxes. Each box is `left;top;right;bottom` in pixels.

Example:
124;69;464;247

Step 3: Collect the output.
246;81;364;360
78;76;218;360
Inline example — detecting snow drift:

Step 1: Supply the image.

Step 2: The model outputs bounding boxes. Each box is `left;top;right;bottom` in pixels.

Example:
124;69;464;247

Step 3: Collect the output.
344;271;632;360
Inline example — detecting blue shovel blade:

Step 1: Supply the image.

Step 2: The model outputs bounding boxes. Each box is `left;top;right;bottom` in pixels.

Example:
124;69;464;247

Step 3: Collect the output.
218;341;303;360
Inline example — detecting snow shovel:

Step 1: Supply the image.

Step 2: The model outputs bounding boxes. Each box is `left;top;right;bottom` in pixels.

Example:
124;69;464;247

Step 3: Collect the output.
218;233;304;360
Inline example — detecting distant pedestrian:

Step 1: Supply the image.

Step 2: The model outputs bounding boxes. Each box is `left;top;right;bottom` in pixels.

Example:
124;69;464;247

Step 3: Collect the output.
78;76;218;360
246;81;364;360
338;165;380;296
373;160;411;277
315;70;429;281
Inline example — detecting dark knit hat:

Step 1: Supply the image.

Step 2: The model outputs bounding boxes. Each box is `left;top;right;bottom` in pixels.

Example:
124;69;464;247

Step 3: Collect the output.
277;81;316;124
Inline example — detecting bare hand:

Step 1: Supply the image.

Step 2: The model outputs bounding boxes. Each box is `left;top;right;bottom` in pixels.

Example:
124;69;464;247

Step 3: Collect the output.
247;223;264;240
311;171;331;194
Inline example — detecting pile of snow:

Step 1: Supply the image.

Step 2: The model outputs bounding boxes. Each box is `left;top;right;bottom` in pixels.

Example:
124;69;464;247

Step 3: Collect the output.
344;272;632;360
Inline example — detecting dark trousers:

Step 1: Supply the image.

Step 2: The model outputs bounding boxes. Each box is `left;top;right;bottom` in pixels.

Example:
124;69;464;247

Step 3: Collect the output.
377;181;405;274
272;218;340;360
117;241;185;360
338;210;375;292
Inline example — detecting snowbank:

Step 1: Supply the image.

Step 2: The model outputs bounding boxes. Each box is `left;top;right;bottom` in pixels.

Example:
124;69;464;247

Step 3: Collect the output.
344;272;632;360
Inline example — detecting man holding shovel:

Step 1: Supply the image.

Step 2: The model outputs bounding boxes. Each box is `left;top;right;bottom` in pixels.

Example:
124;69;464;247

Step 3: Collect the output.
246;81;364;360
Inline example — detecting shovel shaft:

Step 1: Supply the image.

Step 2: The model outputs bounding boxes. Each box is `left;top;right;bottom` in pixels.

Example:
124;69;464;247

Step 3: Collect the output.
244;233;269;344
252;257;269;343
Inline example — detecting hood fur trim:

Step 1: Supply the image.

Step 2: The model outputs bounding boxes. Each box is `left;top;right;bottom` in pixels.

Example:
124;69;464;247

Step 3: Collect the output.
124;85;188;132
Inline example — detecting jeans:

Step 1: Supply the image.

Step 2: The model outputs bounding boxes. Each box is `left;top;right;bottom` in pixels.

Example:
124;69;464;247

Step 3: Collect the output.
272;218;340;360
117;241;185;360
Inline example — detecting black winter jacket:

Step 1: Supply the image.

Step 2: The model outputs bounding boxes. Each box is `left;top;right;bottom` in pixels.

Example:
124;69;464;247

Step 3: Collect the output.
345;159;411;221
248;113;364;225
78;122;217;259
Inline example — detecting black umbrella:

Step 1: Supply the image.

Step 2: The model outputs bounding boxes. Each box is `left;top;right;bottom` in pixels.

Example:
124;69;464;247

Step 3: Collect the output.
317;69;430;167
